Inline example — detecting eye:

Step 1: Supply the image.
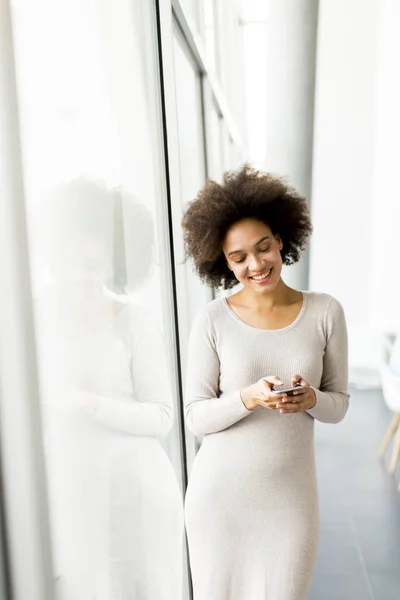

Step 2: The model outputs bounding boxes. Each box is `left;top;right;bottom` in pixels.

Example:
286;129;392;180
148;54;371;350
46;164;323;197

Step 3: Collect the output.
259;245;271;253
233;257;245;264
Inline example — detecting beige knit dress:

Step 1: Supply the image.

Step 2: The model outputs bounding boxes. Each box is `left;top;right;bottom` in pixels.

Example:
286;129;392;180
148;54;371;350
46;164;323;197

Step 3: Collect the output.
184;291;349;600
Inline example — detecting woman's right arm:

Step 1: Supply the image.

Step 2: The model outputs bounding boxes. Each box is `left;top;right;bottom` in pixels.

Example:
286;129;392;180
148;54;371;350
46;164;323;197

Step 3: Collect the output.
184;309;254;436
184;309;285;435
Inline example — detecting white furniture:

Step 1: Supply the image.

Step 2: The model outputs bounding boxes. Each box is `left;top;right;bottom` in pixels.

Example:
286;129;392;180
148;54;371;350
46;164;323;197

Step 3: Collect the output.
379;335;400;477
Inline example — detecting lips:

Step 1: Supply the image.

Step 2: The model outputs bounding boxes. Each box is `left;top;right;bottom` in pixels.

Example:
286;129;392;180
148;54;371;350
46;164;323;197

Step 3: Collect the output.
249;267;273;284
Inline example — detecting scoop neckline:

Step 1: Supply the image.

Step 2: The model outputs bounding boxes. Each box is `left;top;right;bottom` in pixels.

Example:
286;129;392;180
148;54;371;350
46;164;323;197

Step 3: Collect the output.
222;291;308;333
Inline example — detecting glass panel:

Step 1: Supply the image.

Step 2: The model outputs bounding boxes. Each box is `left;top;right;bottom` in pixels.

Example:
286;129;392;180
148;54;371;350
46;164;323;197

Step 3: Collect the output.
172;25;212;344
11;0;186;598
171;24;212;470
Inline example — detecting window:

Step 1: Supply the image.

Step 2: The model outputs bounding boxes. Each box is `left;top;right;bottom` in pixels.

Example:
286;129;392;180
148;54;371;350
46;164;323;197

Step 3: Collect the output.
11;0;186;596
171;24;213;347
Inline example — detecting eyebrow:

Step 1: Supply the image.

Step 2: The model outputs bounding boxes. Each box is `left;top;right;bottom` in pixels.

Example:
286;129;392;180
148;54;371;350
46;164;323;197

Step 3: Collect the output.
227;236;271;257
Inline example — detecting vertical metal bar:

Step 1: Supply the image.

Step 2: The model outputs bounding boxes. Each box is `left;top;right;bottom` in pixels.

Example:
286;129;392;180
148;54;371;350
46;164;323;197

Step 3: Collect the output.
0;467;12;600
0;1;55;599
155;0;199;476
154;1;196;598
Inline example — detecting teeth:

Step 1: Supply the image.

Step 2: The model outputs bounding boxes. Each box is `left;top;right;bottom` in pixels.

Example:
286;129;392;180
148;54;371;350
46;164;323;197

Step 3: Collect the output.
252;268;271;281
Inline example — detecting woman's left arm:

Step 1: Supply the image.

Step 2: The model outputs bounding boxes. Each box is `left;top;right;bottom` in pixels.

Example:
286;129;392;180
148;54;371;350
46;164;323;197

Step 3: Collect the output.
306;296;350;423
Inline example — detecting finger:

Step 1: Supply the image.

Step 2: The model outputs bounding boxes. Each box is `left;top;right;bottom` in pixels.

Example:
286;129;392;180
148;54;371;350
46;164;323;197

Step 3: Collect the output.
281;390;305;401
256;399;278;410
255;394;280;406
290;388;308;397
259;380;272;395
278;396;309;408
260;381;287;399
278;398;313;413
268;392;288;400
257;394;284;407
291;374;302;386
277;401;299;410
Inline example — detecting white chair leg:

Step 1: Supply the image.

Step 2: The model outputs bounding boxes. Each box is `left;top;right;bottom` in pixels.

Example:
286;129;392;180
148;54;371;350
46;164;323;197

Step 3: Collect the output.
380;413;400;458
388;420;400;474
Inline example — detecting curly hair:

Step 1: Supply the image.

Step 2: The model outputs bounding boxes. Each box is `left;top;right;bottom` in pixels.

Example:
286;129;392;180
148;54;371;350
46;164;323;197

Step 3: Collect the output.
181;164;313;290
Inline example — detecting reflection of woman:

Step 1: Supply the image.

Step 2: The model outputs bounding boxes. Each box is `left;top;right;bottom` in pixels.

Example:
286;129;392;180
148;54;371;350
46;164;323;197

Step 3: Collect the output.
36;180;183;600
182;165;349;600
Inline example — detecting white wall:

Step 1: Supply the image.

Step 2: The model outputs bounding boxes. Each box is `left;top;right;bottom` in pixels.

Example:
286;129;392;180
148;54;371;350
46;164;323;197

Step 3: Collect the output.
370;0;400;336
265;0;319;291
310;0;381;375
241;0;269;170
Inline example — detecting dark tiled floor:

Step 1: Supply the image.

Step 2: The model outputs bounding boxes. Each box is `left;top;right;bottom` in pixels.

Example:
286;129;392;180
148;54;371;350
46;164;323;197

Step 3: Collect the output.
309;388;400;600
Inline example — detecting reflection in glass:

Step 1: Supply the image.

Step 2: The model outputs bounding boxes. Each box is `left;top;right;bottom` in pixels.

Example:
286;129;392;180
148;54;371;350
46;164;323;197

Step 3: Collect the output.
35;180;183;599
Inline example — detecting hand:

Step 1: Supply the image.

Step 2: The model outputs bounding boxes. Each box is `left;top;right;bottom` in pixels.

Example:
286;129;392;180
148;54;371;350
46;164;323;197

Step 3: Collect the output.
240;376;289;411
275;375;316;414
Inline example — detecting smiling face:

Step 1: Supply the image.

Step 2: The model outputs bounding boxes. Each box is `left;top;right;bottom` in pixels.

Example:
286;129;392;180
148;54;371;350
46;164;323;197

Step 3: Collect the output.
222;218;283;293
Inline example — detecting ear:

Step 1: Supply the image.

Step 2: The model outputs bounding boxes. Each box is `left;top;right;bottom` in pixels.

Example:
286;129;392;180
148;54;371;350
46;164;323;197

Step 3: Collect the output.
275;235;283;251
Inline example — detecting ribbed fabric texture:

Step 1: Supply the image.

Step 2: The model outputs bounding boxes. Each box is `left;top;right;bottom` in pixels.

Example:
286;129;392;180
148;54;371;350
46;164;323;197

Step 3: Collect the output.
184;291;349;600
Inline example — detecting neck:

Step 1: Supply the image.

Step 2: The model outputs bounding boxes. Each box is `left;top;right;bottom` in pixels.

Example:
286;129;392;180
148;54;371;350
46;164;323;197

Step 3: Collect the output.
240;278;298;309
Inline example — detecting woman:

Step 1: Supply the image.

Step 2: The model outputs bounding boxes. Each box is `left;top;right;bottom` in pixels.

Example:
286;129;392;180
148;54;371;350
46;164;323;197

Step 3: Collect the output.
181;165;349;600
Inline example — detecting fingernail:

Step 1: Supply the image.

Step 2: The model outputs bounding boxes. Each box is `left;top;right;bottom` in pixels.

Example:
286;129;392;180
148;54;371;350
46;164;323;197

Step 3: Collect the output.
280;409;284;414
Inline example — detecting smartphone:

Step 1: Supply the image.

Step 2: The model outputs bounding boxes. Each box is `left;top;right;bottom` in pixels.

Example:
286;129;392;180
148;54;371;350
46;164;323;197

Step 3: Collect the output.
271;383;304;395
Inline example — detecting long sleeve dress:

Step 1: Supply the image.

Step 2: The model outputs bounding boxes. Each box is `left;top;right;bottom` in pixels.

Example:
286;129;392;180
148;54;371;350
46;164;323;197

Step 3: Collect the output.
41;304;184;600
184;291;349;600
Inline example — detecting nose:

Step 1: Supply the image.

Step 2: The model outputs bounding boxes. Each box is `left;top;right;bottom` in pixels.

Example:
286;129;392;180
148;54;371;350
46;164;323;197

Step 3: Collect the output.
247;253;264;273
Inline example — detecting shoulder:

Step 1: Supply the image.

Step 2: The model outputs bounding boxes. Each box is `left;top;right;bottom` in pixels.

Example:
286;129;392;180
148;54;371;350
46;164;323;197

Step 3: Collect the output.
190;297;228;336
305;291;344;313
304;291;346;332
